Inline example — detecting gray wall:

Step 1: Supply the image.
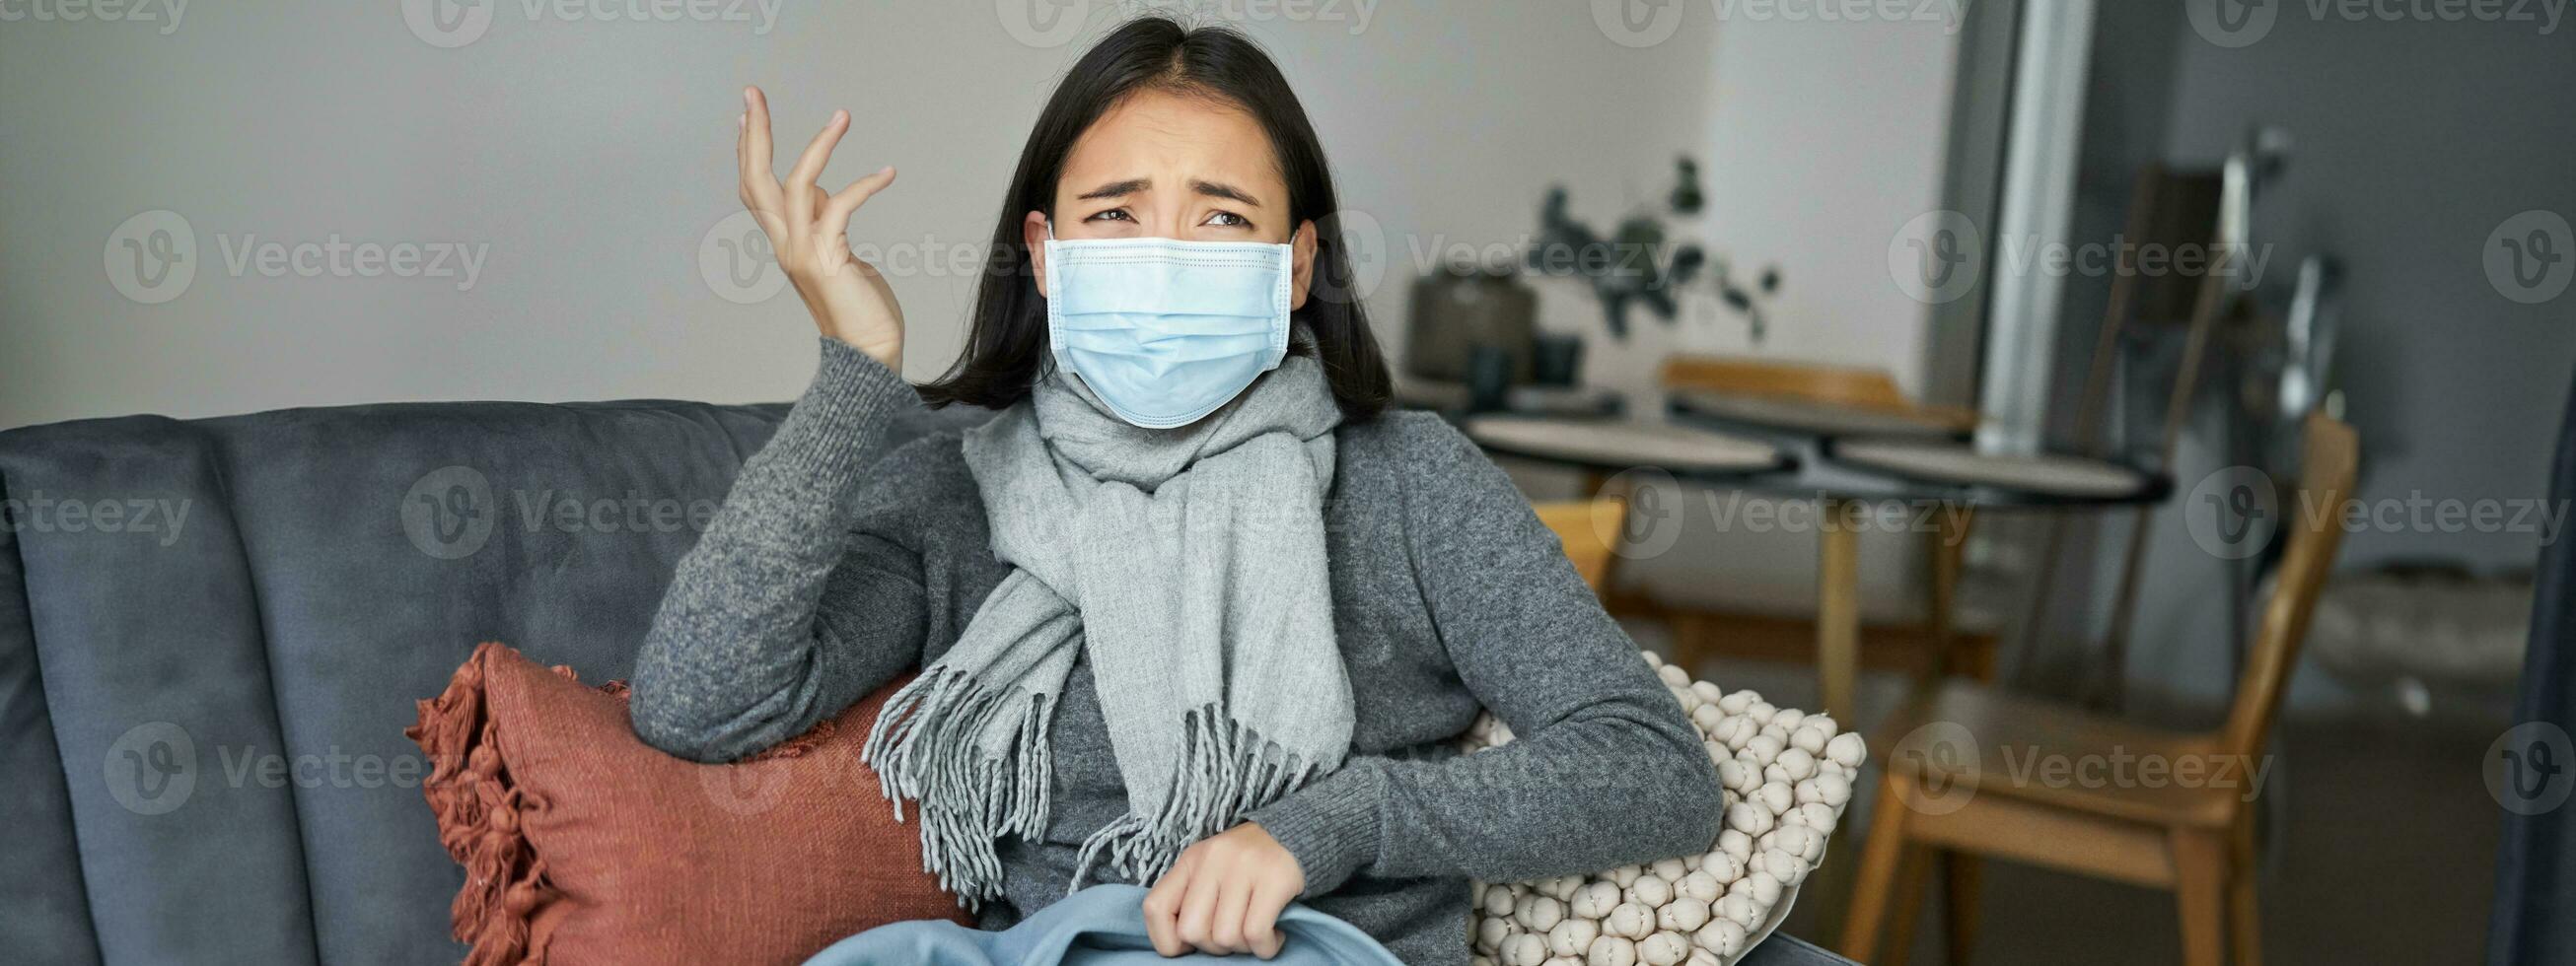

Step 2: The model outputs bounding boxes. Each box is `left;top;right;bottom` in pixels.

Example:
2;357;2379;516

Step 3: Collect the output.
0;1;1729;428
2072;7;2576;709
4;1;1982;637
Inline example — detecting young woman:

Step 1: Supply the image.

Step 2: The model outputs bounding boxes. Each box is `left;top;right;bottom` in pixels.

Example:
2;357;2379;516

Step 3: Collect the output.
632;17;1723;963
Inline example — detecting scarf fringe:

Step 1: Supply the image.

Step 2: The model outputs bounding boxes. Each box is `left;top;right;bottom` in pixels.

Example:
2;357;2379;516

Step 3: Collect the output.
1067;703;1322;895
865;673;1325;908
861;665;1056;912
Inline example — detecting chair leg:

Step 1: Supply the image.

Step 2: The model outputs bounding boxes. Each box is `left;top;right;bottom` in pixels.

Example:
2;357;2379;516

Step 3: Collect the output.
1839;776;1913;961
1942;852;1981;965
1881;843;1934;966
2172;829;2229;966
1669;611;1706;675
1967;635;2000;683
2229;816;2262;966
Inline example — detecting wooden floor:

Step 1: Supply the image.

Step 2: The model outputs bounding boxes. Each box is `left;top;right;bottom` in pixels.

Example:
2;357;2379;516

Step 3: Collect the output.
1658;639;2504;966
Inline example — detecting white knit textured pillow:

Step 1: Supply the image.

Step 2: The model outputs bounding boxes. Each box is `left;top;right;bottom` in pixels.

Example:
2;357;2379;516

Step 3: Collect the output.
1459;651;1867;966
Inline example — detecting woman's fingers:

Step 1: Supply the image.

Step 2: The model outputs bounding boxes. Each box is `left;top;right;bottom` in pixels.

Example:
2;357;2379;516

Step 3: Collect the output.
733;91;887;272
735;111;751;205
819;166;896;239
737;87;781;216
1141;857;1193;956
1245;876;1295;959
1210;870;1253;954
784;108;849;219
1143;834;1302;958
1176;861;1226;954
725;87;903;360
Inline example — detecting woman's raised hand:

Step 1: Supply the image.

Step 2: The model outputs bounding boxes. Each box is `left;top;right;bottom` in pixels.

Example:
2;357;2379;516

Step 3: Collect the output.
737;86;904;370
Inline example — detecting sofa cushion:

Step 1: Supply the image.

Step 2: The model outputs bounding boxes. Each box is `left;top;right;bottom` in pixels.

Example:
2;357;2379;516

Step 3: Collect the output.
409;642;967;965
0;511;101;966
0;385;991;964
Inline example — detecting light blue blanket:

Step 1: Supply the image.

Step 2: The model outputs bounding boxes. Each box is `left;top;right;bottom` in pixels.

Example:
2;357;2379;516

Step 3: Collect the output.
801;884;1404;966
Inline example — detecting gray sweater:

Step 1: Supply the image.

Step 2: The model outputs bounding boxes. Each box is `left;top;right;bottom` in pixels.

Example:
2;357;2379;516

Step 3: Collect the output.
629;338;1725;964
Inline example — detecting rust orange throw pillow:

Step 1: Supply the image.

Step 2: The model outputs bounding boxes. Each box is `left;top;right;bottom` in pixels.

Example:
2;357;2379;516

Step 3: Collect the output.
405;642;969;966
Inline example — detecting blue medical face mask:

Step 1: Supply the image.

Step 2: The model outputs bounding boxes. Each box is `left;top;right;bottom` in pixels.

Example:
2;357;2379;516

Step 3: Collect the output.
1042;223;1295;429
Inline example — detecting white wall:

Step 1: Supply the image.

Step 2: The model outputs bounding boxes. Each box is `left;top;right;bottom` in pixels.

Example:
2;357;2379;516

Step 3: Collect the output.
1584;4;1967;619
0;1;1730;428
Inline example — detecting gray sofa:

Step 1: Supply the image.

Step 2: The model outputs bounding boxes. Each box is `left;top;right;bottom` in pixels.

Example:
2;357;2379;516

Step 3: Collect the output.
0;394;1855;965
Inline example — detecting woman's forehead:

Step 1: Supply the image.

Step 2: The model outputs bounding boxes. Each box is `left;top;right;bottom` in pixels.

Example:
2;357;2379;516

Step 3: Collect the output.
1059;90;1283;203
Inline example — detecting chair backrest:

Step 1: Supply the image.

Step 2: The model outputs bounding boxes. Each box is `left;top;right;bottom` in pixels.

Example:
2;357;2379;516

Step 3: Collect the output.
1660;355;1909;409
2217;410;2361;758
2069;162;2234;463
1658;355;1979;432
1533;499;1627;594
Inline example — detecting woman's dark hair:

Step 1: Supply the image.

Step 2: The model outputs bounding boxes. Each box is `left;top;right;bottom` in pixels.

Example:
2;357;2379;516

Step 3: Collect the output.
917;16;1392;423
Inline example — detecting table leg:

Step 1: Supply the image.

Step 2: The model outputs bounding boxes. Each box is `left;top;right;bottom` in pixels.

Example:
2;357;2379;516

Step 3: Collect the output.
1817;497;1861;722
1929;505;1975;680
1808;498;1868;939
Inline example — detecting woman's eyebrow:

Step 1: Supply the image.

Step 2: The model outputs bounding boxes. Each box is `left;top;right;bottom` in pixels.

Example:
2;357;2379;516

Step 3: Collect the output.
1076;177;1151;200
1190;178;1260;207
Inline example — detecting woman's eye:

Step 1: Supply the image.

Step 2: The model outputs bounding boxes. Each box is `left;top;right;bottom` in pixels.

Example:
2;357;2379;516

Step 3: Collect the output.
1204;211;1250;229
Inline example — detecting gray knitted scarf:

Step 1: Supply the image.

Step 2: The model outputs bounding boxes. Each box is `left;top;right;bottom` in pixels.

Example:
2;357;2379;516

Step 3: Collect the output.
862;350;1353;909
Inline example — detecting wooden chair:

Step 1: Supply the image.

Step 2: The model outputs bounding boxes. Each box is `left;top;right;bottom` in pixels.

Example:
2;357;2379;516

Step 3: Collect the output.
1837;410;2358;966
2029;163;2237;709
1534;498;1628;594
1658;355;1980;433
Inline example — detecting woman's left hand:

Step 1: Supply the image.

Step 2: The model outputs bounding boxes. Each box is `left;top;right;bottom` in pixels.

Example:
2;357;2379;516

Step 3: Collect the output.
1142;822;1307;958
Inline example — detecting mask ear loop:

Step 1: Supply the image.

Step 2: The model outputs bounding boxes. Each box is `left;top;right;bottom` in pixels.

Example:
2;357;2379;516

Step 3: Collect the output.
1039;217;1064;380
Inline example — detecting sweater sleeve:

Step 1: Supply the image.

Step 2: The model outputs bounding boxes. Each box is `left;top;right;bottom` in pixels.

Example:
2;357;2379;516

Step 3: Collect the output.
1246;419;1725;897
629;337;933;763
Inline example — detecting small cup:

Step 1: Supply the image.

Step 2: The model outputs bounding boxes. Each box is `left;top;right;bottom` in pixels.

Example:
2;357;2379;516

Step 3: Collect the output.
1531;334;1584;386
1466;344;1514;413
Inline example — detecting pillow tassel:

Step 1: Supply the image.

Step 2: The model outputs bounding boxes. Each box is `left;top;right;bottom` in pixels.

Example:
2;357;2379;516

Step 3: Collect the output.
408;643;558;963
